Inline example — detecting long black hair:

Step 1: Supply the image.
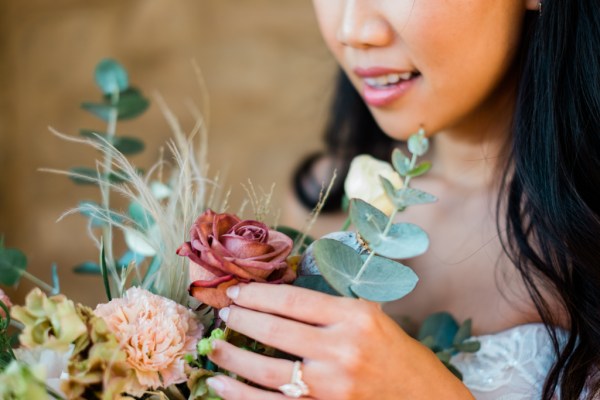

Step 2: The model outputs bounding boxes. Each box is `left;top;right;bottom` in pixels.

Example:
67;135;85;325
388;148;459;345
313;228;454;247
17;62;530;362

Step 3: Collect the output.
294;3;600;399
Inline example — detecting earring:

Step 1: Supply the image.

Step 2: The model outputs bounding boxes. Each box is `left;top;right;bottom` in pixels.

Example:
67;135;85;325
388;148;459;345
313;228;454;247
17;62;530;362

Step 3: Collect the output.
538;1;542;16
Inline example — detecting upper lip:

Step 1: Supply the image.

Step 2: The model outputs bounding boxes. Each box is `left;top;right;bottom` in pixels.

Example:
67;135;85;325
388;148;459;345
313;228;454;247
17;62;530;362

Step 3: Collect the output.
353;66;415;77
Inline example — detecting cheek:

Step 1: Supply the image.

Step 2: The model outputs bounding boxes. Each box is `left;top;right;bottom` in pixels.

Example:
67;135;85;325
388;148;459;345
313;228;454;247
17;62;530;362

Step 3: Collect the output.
312;0;343;56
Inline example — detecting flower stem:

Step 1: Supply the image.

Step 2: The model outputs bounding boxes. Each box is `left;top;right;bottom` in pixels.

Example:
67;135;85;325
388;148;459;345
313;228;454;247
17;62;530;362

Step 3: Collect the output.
341;216;351;231
19;271;54;294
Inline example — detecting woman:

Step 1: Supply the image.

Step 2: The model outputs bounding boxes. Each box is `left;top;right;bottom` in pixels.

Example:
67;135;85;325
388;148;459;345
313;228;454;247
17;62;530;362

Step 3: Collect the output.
204;1;600;398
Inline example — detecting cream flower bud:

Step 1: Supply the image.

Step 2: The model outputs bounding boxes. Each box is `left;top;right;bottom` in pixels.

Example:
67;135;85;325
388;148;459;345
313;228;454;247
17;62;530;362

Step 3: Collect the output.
344;155;403;216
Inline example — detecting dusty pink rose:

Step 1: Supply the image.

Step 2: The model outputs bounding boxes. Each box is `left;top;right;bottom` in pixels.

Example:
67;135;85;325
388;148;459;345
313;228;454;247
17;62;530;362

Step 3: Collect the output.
94;287;203;395
0;289;12;318
177;210;295;308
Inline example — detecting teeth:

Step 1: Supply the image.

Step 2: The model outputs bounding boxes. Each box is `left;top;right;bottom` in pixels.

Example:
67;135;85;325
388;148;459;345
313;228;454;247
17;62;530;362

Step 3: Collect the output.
364;72;415;88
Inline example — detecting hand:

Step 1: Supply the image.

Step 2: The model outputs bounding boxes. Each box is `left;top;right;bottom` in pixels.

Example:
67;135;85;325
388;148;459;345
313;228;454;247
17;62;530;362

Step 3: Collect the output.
206;283;473;400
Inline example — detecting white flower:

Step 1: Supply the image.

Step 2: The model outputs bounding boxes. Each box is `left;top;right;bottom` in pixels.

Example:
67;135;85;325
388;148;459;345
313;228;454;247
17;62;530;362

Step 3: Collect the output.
14;346;72;398
344;155;403;216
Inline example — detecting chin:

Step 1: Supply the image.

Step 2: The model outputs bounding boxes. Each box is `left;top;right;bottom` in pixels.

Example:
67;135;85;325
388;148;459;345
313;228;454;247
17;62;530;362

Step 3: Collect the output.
369;108;429;141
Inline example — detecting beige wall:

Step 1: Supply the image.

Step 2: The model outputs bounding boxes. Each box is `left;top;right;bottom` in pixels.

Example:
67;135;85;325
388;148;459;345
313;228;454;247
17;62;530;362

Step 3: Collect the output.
0;0;336;305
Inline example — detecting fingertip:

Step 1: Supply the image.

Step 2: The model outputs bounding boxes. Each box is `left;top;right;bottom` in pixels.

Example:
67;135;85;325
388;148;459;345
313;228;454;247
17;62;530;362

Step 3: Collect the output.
206;376;226;394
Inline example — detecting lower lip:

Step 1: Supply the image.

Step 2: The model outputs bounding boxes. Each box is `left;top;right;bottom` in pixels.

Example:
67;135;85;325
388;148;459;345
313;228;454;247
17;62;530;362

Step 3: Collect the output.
362;76;419;107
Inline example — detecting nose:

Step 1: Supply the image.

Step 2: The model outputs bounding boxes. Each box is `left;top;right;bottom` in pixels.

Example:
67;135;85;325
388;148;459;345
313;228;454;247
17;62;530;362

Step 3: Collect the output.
337;0;394;48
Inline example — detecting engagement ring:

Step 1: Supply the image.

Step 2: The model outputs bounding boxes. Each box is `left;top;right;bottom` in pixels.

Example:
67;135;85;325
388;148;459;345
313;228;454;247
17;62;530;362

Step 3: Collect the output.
278;360;310;398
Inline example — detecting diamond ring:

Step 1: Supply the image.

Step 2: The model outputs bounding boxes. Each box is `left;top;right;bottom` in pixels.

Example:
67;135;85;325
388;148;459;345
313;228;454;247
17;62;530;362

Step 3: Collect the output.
278;360;310;398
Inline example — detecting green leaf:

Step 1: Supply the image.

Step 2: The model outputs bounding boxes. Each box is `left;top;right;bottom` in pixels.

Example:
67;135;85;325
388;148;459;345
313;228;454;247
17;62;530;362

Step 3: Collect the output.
400;188;437;207
350;256;418;302
392;148;411;176
50;263;60;295
418;312;459;352
407;161;432;178
312;239;364;298
129;202;155;230
453;319;473;345
105;87;149;120
79;130;145;155
0;246;27;286
73;262;102;275
293;275;340;296
455;341;481;353
69;167;99;185
350;199;429;259
407;129;430;156
117;251;145;268
100;241;112;301
380;176;402;210
81;88;149;122
436;350;453;363
95;59;129;95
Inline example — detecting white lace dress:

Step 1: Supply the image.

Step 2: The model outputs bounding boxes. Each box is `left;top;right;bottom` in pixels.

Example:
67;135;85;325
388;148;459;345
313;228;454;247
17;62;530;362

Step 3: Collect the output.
451;323;573;400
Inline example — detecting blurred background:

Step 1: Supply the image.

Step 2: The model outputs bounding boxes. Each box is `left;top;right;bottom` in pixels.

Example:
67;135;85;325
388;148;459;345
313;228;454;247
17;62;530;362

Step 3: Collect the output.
0;0;336;305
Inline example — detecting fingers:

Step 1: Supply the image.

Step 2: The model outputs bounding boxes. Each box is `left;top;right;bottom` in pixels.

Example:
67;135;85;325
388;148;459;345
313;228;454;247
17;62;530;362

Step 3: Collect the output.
221;305;332;360
208;339;297;390
206;374;313;400
226;282;356;325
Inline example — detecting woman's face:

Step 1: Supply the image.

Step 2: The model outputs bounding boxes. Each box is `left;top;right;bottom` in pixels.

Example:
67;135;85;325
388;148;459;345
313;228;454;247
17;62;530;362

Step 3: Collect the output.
312;0;537;139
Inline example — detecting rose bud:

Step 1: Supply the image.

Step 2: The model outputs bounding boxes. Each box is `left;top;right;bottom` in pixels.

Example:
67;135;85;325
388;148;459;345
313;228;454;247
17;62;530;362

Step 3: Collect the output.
177;210;295;309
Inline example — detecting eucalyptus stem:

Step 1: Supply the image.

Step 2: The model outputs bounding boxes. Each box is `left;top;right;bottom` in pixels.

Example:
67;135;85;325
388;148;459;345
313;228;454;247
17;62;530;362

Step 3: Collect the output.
341;216;351;231
100;90;120;290
19;271;54;294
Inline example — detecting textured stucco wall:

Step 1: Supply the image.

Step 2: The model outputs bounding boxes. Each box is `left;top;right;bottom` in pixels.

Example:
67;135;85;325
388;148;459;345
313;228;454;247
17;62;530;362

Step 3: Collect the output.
0;0;336;305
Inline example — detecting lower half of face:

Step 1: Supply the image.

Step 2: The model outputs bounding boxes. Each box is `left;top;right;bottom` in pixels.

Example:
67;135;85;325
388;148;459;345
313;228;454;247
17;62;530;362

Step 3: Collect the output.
313;0;528;140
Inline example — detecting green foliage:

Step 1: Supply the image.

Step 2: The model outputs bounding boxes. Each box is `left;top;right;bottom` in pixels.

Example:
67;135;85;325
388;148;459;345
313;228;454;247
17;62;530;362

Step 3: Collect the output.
407;128;429;156
276;226;314;254
80;130;145;155
312;239;363;298
94;58;129;95
0;242;27;286
392;148;411;176
100;242;112;301
0;300;16;371
349;199;429;259
81;87;149;122
407;161;432;178
129;201;155;230
418;312;481;381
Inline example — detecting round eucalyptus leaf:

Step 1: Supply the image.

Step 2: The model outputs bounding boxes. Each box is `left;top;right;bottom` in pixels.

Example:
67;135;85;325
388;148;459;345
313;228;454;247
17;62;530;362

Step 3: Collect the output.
407;162;432;178
79;130;145;155
417;312;459;351
349;256;418;302
370;223;429;259
73;262;102;275
312;239;364;298
150;181;173;200
129;201;155;230
104;87;150;120
293;275;340;297
392;148;411;176
401;188;437;207
0;247;27;286
407;131;430;156
95;59;129;95
300;231;368;276
349;198;388;239
81;102;117;122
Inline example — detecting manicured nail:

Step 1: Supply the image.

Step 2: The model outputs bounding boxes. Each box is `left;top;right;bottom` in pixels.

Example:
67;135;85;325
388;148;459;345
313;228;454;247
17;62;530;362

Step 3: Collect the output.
211;339;219;349
226;285;240;299
219;307;230;322
206;377;225;393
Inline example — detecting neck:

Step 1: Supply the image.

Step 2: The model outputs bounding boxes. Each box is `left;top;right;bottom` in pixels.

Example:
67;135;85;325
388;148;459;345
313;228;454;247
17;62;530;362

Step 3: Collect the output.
430;85;515;190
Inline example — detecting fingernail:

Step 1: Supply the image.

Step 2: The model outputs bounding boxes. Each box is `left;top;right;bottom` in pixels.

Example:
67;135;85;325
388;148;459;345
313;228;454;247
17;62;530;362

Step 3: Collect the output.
211;339;219;349
206;377;225;393
219;307;230;322
226;285;240;299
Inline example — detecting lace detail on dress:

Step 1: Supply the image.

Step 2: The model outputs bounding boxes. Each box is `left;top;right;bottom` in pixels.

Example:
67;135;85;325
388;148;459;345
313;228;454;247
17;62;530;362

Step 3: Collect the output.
451;324;568;400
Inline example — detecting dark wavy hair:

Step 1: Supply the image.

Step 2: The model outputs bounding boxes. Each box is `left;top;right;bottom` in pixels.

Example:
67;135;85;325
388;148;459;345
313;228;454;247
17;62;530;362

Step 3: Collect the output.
293;4;600;399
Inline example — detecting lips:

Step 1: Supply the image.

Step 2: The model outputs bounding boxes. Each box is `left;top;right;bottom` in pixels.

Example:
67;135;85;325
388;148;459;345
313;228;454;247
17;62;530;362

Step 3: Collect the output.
353;67;421;107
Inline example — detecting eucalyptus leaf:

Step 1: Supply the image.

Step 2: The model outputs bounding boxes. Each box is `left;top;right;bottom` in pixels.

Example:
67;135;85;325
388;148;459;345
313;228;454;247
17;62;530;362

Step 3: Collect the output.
129;202;155;230
100;242;112;301
80;102;117;122
73;262;101;275
442;361;463;381
80;130;145;155
392;148;411;176
50;263;60;295
79;200;123;227
293;275;340;297
104;87;149;120
407;130;429;156
436;350;452;363
150;181;173;200
400;188;437;207
0;247;27;286
453;319;473;345
379;176;401;208
407;162;432;178
312;239;364;298
350;199;429;259
455;341;481;353
418;312;459;352
349;256;418;302
117;250;145;268
95;59;129;95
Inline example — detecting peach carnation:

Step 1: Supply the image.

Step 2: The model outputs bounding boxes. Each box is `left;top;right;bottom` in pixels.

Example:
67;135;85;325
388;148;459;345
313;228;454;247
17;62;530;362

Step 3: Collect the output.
94;287;203;395
0;289;11;318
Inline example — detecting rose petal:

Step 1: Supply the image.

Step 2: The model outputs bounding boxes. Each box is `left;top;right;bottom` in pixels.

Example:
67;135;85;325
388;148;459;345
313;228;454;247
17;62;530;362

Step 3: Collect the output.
220;235;274;259
188;260;219;283
189;278;239;309
213;213;240;239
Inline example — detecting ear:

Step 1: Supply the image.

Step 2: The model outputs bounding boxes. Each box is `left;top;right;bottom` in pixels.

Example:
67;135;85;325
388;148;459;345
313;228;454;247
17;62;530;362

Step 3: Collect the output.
525;0;540;11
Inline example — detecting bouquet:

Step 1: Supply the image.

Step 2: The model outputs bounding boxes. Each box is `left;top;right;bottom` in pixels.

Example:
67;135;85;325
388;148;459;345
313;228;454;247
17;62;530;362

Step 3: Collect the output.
0;60;479;399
